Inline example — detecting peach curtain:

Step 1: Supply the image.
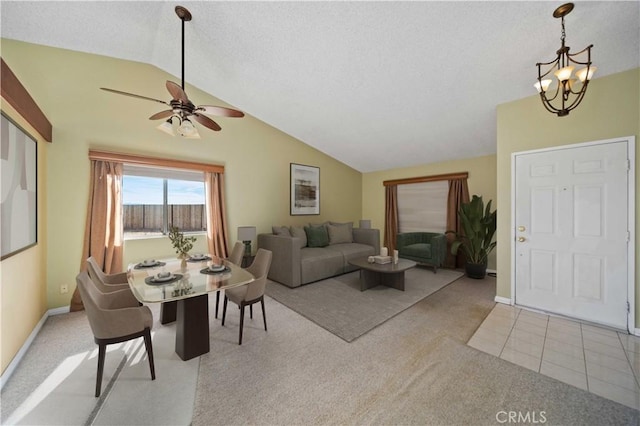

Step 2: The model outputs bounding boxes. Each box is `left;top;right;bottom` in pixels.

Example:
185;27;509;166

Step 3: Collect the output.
445;178;470;269
383;185;399;253
205;171;229;258
70;160;123;312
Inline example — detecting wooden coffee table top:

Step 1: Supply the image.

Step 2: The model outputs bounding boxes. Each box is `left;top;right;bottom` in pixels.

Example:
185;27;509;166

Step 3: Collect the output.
349;257;416;274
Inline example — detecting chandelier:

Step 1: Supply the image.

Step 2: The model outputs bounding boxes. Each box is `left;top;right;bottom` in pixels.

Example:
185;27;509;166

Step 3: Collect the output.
535;3;595;117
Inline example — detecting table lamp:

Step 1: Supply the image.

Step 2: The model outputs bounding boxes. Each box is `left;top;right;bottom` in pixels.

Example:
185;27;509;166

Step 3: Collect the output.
237;226;257;256
359;220;371;229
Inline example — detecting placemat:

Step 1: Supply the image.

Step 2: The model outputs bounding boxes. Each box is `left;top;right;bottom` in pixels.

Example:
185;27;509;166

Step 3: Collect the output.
144;273;183;285
134;261;167;269
200;267;230;275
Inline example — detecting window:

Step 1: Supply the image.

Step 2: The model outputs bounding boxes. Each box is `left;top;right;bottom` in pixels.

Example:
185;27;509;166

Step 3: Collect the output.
122;164;205;237
397;180;448;233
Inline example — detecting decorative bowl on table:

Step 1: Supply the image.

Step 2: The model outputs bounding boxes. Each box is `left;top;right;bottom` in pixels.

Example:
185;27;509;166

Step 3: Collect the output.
208;264;225;272
140;259;158;267
153;271;174;282
189;253;208;261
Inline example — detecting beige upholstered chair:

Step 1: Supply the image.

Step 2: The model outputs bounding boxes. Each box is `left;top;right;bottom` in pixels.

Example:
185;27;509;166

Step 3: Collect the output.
213;242;247;319
86;256;130;293
222;248;272;345
76;271;155;397
228;241;245;266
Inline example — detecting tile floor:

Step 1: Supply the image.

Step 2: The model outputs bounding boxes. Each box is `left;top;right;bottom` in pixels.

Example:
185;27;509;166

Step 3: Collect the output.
468;303;640;410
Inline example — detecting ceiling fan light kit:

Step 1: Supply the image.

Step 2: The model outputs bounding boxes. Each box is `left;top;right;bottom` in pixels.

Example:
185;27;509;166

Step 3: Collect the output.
100;6;244;137
534;2;595;117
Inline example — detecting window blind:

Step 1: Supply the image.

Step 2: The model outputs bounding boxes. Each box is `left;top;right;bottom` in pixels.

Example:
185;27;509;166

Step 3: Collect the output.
397;180;448;233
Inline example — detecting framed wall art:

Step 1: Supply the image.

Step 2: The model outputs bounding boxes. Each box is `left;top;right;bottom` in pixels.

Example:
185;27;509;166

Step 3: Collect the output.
1;112;37;260
290;163;319;215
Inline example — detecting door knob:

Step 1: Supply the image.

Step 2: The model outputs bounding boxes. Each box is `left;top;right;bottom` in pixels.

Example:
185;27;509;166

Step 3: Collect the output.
518;226;526;232
518;237;526;242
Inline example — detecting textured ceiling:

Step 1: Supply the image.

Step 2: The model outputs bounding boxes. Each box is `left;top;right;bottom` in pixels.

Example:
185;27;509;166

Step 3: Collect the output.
2;1;639;172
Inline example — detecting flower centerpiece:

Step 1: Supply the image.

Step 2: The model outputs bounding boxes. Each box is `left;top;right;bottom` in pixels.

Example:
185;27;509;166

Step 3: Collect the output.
168;226;197;260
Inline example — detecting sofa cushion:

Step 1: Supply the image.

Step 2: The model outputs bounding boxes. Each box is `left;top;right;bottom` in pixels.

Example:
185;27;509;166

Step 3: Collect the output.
289;226;307;248
305;225;329;248
300;248;344;284
327;223;353;244
327;243;376;272
401;243;432;259
272;226;291;237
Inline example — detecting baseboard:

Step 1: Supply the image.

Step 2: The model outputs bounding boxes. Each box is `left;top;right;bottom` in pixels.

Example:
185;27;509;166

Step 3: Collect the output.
0;305;69;391
49;305;70;316
494;296;512;305
635;328;640;337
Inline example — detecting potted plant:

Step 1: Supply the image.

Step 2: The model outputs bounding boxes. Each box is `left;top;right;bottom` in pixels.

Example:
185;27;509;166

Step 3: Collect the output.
168;226;197;260
447;195;497;279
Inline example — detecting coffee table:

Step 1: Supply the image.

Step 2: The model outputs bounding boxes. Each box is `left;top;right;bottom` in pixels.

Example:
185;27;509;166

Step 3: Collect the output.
348;257;417;291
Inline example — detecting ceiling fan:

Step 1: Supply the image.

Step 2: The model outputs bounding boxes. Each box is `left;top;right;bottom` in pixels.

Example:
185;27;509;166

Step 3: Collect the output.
100;5;244;138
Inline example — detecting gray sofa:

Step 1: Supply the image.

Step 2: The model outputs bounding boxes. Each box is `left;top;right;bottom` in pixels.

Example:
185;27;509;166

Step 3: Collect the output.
257;223;380;288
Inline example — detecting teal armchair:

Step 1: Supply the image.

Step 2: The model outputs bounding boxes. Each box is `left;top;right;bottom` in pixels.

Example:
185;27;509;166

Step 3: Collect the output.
396;232;447;273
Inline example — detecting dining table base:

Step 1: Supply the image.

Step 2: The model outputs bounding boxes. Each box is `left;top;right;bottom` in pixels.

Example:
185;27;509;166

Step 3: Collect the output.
175;294;210;361
160;301;177;324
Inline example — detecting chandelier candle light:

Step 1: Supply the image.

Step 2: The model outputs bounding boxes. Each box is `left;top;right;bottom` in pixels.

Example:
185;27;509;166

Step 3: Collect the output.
535;3;595;117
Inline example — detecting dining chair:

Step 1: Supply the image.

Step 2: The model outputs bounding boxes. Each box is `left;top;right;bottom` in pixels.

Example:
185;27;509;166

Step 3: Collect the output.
228;241;245;266
222;248;273;345
214;242;246;319
86;256;130;293
76;271;155;397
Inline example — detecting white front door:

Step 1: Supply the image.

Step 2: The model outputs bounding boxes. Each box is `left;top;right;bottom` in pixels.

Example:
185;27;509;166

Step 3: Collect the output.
513;139;632;330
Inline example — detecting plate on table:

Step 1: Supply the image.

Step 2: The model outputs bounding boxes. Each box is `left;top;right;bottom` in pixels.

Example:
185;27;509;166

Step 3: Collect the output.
200;265;230;275
188;254;210;262
135;260;166;269
144;273;183;285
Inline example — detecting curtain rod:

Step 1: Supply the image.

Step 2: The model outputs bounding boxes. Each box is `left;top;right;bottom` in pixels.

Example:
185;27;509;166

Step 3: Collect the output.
88;150;224;174
383;172;468;187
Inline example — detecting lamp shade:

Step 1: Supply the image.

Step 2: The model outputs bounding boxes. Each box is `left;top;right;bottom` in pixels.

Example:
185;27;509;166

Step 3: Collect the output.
237;226;257;241
359;220;371;229
157;120;175;136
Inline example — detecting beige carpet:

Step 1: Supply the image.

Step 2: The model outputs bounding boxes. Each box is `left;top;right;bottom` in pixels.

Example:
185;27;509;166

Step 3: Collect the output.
265;266;464;341
193;275;638;425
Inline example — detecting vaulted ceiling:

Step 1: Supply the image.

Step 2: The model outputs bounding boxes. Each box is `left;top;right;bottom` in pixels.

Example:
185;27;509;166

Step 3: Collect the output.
2;1;639;172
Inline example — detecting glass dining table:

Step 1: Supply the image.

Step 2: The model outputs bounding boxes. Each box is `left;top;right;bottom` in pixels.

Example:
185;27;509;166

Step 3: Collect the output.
127;256;254;361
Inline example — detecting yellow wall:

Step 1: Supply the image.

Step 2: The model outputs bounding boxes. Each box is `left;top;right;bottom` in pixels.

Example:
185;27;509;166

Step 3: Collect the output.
0;100;49;373
362;155;497;270
0;40;361;316
496;68;640;326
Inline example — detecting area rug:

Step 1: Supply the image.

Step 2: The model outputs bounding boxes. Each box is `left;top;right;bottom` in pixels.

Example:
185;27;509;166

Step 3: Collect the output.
265;267;463;342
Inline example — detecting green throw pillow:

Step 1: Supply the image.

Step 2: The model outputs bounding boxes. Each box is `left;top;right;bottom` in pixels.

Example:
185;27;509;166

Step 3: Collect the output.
304;225;329;247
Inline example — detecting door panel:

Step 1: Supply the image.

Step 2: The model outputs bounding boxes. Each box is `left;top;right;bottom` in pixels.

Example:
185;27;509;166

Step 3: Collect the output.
514;141;629;330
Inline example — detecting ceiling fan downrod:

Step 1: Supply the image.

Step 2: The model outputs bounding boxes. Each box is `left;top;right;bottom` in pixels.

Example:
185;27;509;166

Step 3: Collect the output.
175;6;192;91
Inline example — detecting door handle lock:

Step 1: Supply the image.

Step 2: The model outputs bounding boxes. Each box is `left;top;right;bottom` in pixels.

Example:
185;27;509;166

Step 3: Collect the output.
518;237;526;242
518;226;526;232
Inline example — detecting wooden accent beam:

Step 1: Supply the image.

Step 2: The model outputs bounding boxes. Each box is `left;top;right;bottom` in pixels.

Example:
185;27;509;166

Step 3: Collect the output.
88;150;225;174
1;58;52;142
383;172;468;187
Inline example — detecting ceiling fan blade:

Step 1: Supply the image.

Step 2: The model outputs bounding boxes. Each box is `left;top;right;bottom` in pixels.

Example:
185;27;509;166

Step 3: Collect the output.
100;87;169;105
166;81;189;103
198;105;245;118
149;110;174;120
192;113;222;131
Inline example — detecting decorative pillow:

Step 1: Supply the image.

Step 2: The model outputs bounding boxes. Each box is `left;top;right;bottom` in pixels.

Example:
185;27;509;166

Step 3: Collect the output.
304;225;329;248
329;221;354;233
308;222;329;228
327;223;353;244
289;226;308;248
272;226;291;237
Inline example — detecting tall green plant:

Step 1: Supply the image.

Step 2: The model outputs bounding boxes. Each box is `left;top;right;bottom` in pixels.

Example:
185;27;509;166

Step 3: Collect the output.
448;195;497;265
